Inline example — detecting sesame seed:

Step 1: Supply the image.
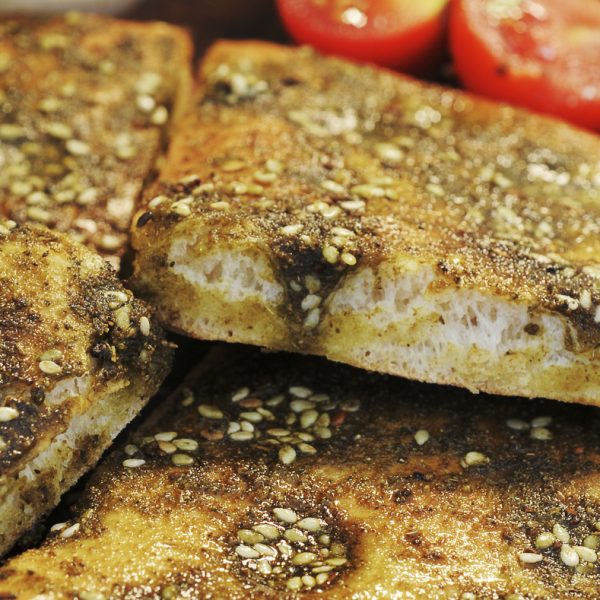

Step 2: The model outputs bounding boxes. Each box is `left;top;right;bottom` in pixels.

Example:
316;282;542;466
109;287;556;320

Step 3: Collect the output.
151;106;169;125
0;407;19;422
535;532;555;549
228;422;240;434
553;523;570;543
136;94;156;113
113;305;131;331
580;290;592;310
506;418;530;431
322;245;339;264
297;443;317;454
289;386;312;398
60;523;80;539
238;529;264;544
230;431;254;441
171;202;191;217
274;508;298;523
78;592;105;600
44;122;73;139
519;552;543;564
302;575;316;587
254;542;277;557
321;180;346;195
39;359;62;375
315;573;329;585
340;199;365;212
574;546;597;563
232;387;250;402
461;451;489;467
595;306;600;323
198;404;224;419
351;184;385;199
300;410;319;429
290;399;316;413
66;139;90;156
123;458;145;468
286;577;303;591
236;544;260;559
560;544;579;567
297;517;323;532
254;524;280;539
254;171;278;184
222;159;246;172
531;416;552;428
292;552;317;565
148;195;166;209
414;429;430;446
240;421;254;432
584;535;600;549
158;441;177;454
279;445;297;464
340;252;357;266
375;142;403;165
50;522;66;532
530;427;552;440
124;444;138;456
281;224;303;236
173;438;198;451
171;453;194;466
139;316;151;336
285;528;308;543
326;557;347;566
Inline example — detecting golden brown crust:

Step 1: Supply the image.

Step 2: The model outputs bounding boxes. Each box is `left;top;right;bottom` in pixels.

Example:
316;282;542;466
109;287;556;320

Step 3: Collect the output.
2;347;600;598
0;220;171;481
0;13;193;267
131;40;600;404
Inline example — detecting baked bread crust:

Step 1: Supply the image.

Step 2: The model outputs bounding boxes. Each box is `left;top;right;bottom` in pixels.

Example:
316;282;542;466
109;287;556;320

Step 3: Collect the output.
0;12;193;268
0;221;172;555
132;41;600;405
1;347;600;597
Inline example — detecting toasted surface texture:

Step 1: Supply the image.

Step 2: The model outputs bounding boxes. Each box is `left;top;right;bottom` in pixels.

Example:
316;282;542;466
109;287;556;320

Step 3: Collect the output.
132;41;600;406
0;12;192;268
0;221;171;556
2;346;600;598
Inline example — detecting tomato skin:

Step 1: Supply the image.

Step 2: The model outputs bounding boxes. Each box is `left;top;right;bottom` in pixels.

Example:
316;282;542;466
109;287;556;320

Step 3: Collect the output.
450;0;600;130
277;0;449;74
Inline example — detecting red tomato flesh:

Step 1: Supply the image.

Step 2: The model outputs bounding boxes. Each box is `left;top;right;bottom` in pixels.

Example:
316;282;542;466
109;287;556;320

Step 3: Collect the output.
277;0;450;73
450;0;600;130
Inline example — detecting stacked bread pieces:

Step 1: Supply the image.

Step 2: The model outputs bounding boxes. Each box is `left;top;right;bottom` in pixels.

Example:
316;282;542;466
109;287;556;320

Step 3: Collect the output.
0;12;192;556
1;20;600;600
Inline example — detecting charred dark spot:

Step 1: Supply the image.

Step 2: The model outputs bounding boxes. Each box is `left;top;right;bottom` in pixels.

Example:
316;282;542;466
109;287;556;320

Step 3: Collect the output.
524;323;540;335
136;212;154;228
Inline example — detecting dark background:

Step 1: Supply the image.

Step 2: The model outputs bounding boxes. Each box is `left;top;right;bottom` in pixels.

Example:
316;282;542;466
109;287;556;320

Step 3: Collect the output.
128;0;285;54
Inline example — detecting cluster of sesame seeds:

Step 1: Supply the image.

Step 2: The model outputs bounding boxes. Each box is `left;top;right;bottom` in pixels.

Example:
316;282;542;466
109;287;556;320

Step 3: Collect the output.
122;429;200;469
50;521;80;539
210;61;269;105
187;383;358;465
234;508;348;590
506;415;553;441
520;520;600;570
289;274;324;331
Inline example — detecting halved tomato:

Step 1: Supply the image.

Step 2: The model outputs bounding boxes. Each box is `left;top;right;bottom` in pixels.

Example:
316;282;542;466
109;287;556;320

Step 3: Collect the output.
450;0;600;130
277;0;450;73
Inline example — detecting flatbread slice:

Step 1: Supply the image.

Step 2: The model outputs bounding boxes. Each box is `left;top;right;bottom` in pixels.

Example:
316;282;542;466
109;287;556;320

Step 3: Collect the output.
0;12;192;268
131;41;600;406
0;221;171;556
1;346;599;597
